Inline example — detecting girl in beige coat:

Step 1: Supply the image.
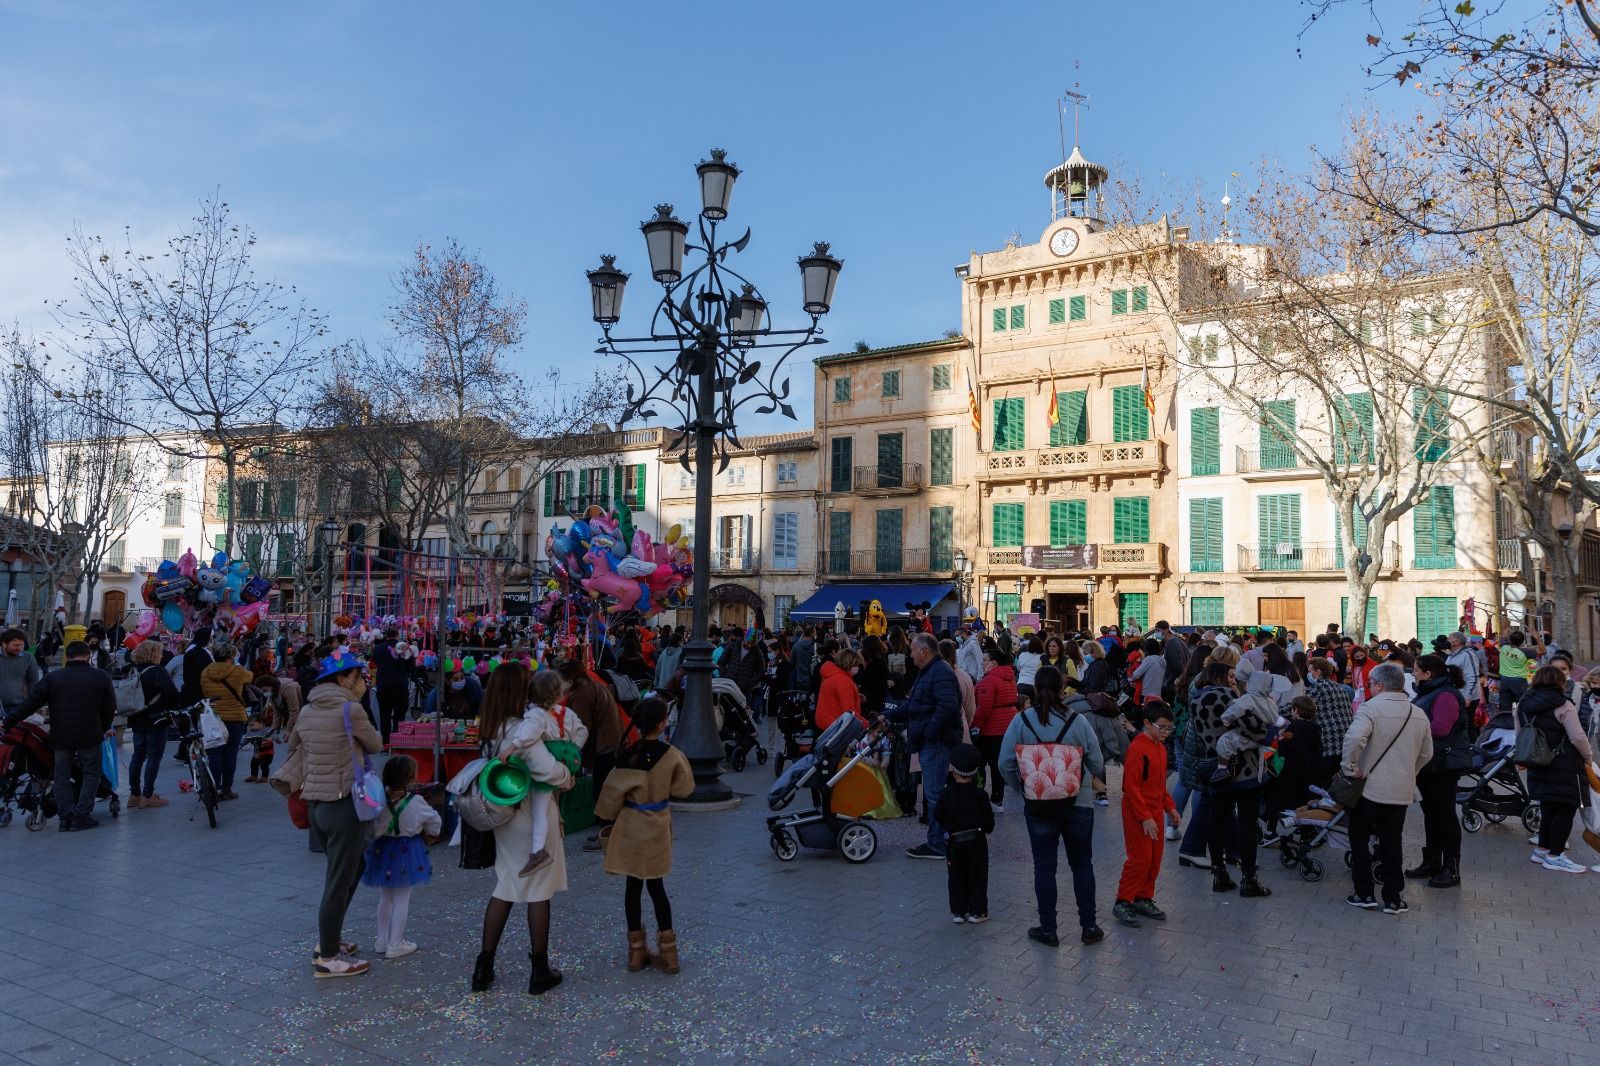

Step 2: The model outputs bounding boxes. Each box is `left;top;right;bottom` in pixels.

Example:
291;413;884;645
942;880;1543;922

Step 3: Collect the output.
595;697;694;973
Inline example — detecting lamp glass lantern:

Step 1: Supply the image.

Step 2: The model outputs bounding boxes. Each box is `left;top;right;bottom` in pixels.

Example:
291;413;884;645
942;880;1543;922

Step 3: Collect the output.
953;548;968;573
798;241;843;315
729;283;767;341
695;149;740;220
1014;579;1025;599
1084;577;1098;597
982;582;996;604
586;255;629;325
641;205;689;284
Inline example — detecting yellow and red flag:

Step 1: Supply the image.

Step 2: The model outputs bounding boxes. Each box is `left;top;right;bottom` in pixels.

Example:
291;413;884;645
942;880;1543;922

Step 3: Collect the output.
1046;385;1059;427
967;372;982;441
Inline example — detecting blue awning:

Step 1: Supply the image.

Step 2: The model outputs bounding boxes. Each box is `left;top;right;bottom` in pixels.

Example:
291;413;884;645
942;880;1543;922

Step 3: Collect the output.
788;582;957;619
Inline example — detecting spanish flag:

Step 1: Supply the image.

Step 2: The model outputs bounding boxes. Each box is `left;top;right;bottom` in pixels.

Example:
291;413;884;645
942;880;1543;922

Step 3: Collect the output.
1140;353;1156;421
1046;385;1059;427
967;372;981;440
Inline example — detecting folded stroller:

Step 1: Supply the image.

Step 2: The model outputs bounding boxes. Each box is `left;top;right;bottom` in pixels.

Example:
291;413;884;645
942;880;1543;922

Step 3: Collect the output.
766;714;881;863
1456;731;1540;835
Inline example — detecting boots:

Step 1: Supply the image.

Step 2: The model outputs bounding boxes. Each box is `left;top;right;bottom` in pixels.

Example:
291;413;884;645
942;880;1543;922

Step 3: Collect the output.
1404;851;1441;880
1211;868;1237;893
627;930;652;972
1238;874;1272;898
529;952;563;995
653;930;680;975
470;952;495;993
1427;857;1461;888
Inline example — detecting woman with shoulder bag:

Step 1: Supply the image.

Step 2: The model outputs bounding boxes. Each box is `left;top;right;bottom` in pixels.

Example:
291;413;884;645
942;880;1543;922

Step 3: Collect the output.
287;651;383;979
128;639;183;809
1522;665;1597;874
1406;654;1469;888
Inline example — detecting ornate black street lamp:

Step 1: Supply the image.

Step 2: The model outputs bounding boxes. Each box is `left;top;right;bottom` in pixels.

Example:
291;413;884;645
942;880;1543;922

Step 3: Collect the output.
587;149;841;804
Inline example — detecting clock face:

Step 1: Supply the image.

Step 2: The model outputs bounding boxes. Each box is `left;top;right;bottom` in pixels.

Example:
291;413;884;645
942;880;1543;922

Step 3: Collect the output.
1049;228;1079;257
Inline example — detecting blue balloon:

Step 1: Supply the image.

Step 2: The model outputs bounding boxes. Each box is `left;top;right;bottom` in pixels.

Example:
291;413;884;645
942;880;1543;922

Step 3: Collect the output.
161;603;185;633
212;551;229;569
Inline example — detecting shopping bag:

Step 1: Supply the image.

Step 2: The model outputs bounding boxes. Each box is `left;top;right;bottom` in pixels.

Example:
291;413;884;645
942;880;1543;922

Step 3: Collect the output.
100;737;119;792
199;707;228;750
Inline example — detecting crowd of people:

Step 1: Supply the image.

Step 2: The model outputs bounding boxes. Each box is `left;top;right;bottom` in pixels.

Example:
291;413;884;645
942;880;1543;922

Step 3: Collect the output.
4;608;1599;991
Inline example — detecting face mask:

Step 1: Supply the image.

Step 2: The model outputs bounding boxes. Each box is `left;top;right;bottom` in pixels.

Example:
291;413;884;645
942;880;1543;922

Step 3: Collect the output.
451;679;467;691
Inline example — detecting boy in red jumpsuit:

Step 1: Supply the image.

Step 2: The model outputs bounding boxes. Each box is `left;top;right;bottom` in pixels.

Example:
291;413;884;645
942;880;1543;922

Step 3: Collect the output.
1113;703;1180;927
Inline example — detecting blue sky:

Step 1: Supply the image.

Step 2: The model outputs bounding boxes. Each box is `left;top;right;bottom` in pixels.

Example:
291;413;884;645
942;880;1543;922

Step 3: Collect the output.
1;1;1393;427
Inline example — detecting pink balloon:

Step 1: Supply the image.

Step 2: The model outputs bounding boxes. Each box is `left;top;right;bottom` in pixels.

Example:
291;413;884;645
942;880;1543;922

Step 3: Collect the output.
177;549;198;578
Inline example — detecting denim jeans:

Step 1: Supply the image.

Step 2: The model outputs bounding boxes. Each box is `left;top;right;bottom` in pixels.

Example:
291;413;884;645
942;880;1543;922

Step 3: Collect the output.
1178;789;1210;856
1169;749;1194;821
919;742;951;853
53;744;102;822
1024;804;1097;933
207;721;247;792
129;726;167;797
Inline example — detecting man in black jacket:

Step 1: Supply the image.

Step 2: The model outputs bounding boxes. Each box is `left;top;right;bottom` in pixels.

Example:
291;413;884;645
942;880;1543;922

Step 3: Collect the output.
886;634;963;859
3;641;117;832
370;627;412;743
180;626;214;706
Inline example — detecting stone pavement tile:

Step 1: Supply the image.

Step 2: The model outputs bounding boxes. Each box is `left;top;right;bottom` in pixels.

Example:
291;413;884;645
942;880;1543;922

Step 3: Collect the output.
1231;1034;1317;1064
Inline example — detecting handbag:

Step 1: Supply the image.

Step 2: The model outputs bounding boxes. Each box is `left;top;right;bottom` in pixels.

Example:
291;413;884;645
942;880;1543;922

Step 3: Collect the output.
447;743;515;831
342;701;384;822
1329;707;1415;809
1513;720;1555;768
286;790;311;830
459;821;497;869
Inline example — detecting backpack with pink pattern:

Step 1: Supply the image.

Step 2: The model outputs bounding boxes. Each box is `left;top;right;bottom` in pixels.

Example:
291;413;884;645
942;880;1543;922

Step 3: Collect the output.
1015;711;1084;801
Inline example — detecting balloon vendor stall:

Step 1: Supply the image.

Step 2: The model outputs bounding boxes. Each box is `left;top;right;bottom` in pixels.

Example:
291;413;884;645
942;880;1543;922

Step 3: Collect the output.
125;548;274;650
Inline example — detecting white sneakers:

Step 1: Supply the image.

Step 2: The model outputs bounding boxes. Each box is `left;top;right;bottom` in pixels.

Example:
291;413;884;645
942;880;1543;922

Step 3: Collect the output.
385;940;418;959
1164;825;1181;841
1531;848;1549;863
1541;854;1586;874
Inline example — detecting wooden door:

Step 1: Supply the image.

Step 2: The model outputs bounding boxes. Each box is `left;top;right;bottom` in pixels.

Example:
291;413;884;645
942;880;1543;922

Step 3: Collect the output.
101;589;127;626
1257;597;1305;635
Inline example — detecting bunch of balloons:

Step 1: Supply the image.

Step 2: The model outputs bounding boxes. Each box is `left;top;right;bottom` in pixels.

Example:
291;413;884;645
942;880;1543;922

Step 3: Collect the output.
125;548;272;648
542;501;692;621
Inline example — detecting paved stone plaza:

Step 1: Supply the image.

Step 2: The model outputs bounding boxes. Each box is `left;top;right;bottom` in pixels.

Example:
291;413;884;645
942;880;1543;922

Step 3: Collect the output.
2;753;1598;1066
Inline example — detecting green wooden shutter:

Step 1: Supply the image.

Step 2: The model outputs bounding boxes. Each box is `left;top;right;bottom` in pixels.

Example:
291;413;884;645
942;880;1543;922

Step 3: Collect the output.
1415;597;1457;644
239;480;258;517
316;476;332;515
1335;392;1374;464
874;509;903;572
876;432;904;488
1111;289;1128;315
827;511;851;574
1260;399;1296;469
1259;493;1302;571
1048;298;1065;324
1190;497;1223;572
1050;390;1087;447
1415;485;1457;568
278;480;297;517
995;593;1021;620
1132;285;1148;312
993;397;1025;451
1049;500;1086;546
215;483;229;518
1120;593;1150;629
543;474;555;517
1111;385;1148;442
1069;295;1086;321
1191;596;1225;628
992;502;1025;547
1414;387;1449;461
1112;497;1149;543
829;437;853;492
992;307;1007;332
929;428;953;485
1190;406;1220;475
929;506;953;569
634;463;646;508
386;468;403;509
932;365;951;390
1010;305;1026;330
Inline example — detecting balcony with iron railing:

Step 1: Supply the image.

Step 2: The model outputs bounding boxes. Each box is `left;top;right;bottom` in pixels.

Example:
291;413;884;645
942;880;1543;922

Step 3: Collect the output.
1237;541;1399;575
710;549;761;575
1235;446;1308;479
849;463;924;495
979;440;1164;483
817;548;932;577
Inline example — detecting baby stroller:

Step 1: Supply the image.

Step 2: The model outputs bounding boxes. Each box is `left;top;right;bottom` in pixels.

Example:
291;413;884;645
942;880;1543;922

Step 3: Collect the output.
1274;786;1380;884
772;690;816;776
0;719;120;829
1456;731;1540;835
714;676;768;772
767;714;880;863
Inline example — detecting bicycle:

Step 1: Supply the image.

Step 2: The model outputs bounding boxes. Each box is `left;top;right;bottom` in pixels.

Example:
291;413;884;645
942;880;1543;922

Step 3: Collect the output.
170;701;223;829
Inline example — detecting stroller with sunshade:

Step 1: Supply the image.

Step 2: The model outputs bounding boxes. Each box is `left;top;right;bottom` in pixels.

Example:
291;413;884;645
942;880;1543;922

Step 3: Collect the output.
766;714;883;863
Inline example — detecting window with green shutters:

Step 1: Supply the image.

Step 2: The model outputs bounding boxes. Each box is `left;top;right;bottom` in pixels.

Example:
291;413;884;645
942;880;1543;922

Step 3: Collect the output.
239;480;259;517
929;428;953;486
992;304;1026;332
1259;493;1303;571
543;474;557;517
1048;298;1065;324
875;509;903;573
1010;304;1026;330
1112;497;1149;543
929;506;953;570
1119;592;1150;629
1190;596;1225;628
633;463;646;508
275;539;292;577
1111;385;1149;442
1260;399;1297;469
829;437;853;492
1414;485;1457;568
827;511;851;574
278;480;297;517
1413;387;1449;461
995;593;1021;620
931;364;951;391
992;307;1007;332
213;533;227;555
1131;285;1148;312
1415;596;1458;645
1190;406;1220;475
833;377;851;403
1111;289;1128;316
882;370;901;398
993;397;1025;451
876;432;903;488
1341;597;1379;636
1049;499;1086;546
1049;390;1087;447
244;533;264;571
1334;392;1374;464
386;468;404;509
1190;497;1223;572
1069;294;1086;321
992;502;1025;547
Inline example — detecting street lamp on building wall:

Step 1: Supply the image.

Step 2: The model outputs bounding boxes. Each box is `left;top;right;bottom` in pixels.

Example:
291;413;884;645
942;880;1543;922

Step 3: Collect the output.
318;519;340;641
982;582;996;627
953;549;971;618
1084;576;1099;634
588;149;841;805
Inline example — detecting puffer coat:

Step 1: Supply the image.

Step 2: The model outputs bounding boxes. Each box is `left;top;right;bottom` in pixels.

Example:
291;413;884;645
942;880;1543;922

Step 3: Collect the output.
287;681;382;802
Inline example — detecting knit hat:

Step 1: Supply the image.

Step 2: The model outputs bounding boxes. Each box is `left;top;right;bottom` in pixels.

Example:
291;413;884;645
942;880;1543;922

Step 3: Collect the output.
948;745;982;777
314;650;366;682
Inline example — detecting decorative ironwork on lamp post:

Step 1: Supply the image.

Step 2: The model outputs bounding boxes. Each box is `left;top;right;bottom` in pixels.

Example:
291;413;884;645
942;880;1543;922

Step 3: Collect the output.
587;149;842;804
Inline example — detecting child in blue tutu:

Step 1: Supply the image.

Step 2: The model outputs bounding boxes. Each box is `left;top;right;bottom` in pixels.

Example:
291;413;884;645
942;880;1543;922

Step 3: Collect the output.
362;754;441;960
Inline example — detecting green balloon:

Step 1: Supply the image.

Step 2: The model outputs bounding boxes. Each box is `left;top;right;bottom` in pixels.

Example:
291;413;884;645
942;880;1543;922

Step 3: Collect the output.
462;655;477;672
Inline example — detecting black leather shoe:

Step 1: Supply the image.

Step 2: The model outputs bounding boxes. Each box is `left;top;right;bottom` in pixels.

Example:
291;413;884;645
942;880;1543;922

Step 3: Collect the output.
1080;925;1105;945
1026;926;1059;948
1238;876;1272;898
1404;856;1441;880
1427;861;1460;889
470;952;495;992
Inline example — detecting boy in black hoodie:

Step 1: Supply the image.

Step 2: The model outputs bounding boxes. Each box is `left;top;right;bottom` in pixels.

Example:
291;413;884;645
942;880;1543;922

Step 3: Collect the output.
935;745;995;923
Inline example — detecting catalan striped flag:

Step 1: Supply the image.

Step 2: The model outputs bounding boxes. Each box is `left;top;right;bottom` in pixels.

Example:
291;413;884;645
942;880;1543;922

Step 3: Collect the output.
967;372;981;441
1140;353;1156;421
1046;382;1059;427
